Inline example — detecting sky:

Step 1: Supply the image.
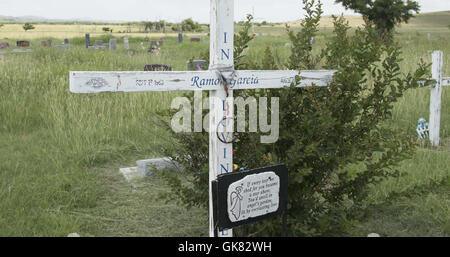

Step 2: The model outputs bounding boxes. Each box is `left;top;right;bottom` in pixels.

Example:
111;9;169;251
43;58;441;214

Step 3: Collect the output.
0;0;449;23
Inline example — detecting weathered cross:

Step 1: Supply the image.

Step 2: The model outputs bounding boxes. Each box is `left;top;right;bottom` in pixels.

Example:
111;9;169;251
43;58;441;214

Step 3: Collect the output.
429;51;450;146
69;0;335;237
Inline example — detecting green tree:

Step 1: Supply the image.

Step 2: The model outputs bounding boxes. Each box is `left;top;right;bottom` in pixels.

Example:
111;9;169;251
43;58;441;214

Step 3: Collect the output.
143;21;153;32
335;0;420;34
181;18;199;32
22;23;35;32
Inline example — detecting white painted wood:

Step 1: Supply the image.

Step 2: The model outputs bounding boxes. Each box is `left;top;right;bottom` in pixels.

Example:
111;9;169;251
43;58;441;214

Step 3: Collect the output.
429;51;444;146
442;78;450;86
209;0;234;238
70;70;336;93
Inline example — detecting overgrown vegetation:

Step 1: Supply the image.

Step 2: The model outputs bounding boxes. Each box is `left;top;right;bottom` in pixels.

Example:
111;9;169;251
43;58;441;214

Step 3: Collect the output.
158;0;434;236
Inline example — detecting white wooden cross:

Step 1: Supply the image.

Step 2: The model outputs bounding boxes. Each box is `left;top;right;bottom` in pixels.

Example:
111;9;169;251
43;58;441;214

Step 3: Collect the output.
429;51;450;147
69;0;335;237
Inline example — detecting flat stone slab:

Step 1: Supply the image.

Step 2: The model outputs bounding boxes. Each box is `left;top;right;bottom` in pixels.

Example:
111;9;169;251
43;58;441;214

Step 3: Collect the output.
88;45;107;50
136;157;183;176
12;49;33;53
119;157;183;181
119;167;144;181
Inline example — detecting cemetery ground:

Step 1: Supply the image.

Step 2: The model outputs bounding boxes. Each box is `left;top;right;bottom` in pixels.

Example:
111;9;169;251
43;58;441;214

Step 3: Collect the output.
0;17;449;236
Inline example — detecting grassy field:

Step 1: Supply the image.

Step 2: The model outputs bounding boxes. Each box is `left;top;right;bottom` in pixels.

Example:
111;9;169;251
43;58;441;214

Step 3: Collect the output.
0;12;449;237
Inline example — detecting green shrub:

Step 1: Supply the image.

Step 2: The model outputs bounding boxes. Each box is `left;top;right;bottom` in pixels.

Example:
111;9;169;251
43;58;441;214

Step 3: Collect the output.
157;0;431;236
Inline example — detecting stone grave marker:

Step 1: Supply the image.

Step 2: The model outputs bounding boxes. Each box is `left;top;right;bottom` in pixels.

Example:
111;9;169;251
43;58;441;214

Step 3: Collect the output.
123;37;129;49
88;40;107;50
109;38;117;51
190;37;201;42
186;59;207;71
85;33;90;48
178;33;183;43
55;39;73;51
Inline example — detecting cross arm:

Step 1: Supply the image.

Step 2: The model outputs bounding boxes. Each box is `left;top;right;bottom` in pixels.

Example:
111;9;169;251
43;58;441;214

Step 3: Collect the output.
69;70;336;93
444;78;450;86
418;77;450;87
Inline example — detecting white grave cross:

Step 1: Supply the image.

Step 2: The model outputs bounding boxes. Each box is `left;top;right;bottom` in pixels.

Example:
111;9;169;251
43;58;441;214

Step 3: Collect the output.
429;51;450;146
69;0;335;237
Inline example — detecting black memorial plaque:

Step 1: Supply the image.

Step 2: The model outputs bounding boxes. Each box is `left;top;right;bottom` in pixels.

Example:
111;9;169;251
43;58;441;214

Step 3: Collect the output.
212;164;288;231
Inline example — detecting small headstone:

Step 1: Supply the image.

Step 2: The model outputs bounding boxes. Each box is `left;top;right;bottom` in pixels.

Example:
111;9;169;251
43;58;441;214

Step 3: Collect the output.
119;157;183;181
428;33;431;41
190;37;201;42
310;37;316;47
85;33;90;48
95;40;104;46
16;41;30;47
0;41;10;49
258;32;263;37
88;45;106;50
47;39;52;47
136;157;183;176
123;37;129;49
178;33;183;43
55;44;73;51
186;59;207;71
55;39;73;51
109;38;117;51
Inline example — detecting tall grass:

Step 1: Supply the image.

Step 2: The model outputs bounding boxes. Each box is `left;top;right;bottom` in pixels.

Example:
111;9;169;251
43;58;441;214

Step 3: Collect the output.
0;26;448;236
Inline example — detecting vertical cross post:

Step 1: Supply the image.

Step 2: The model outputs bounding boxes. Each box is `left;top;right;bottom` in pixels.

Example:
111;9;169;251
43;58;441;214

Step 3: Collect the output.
209;0;234;237
430;51;443;147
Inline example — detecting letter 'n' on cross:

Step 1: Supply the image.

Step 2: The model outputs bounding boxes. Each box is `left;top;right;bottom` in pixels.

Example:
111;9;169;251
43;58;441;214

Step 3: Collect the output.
69;0;335;237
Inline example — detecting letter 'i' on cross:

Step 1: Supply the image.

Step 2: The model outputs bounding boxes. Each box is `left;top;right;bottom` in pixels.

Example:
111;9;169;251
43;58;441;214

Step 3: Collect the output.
68;0;336;237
